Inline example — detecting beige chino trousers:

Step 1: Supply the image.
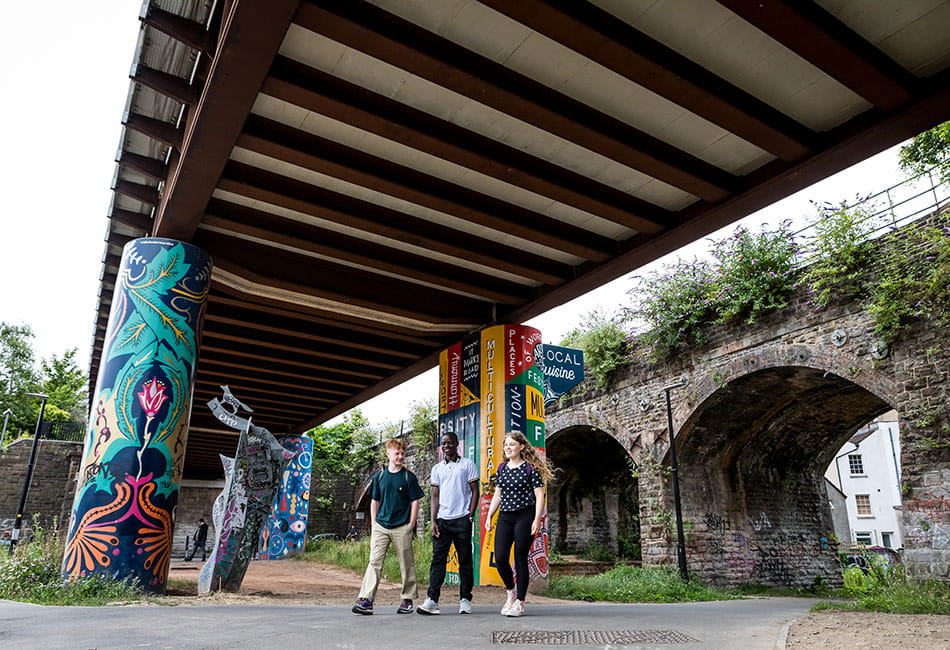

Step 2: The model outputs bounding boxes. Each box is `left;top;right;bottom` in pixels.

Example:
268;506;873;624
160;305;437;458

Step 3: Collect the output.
358;520;417;601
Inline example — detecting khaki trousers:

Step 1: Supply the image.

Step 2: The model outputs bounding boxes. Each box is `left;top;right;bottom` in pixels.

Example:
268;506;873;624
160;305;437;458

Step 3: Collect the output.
358;521;417;601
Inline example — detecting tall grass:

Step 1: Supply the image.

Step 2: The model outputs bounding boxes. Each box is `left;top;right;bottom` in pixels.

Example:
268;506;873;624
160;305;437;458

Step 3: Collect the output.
0;519;146;605
812;564;950;615
544;565;740;603
300;535;432;586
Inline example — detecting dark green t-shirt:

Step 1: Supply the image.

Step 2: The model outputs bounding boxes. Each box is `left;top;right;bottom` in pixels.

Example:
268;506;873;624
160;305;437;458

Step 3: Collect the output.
370;467;424;529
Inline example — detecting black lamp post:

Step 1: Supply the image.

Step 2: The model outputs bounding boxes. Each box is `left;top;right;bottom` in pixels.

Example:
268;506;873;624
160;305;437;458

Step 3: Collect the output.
10;393;48;554
663;379;689;581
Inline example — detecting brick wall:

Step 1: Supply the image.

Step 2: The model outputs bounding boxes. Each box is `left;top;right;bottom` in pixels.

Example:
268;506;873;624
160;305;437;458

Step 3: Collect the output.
0;439;83;541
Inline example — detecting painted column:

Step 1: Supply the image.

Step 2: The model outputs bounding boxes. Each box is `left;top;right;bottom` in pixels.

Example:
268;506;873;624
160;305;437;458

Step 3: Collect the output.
439;324;548;588
258;435;313;560
62;238;211;592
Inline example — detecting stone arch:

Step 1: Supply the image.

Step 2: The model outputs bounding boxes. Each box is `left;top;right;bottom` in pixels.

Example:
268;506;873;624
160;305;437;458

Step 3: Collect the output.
546;424;640;559
668;363;893;588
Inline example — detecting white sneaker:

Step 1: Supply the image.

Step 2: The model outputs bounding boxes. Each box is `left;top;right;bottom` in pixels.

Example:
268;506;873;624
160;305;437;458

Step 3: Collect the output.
506;599;525;617
459;598;472;614
417;598;440;615
500;589;516;615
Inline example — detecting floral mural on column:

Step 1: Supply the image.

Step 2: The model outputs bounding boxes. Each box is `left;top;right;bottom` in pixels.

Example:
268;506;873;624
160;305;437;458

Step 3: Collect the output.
62;238;211;592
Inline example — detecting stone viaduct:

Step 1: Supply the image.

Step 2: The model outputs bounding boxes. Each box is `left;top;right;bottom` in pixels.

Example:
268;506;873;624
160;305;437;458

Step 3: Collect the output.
546;231;949;589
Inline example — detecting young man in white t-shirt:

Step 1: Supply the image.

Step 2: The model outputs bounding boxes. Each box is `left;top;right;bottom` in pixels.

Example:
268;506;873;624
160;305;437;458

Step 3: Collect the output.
417;432;479;615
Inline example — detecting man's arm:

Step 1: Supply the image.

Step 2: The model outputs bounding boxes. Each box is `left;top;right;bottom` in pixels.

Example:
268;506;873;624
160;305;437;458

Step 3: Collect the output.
409;498;420;530
430;484;441;538
370;499;379;524
468;480;479;519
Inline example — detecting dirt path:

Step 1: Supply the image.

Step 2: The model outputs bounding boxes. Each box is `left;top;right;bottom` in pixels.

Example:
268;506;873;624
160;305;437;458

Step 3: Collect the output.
165;558;570;607
165;560;949;647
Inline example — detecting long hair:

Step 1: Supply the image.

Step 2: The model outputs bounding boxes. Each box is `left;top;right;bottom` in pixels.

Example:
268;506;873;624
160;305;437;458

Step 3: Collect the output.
505;431;555;483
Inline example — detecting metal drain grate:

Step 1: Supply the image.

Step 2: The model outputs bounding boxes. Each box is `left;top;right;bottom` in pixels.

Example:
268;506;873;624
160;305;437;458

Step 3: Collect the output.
491;629;698;645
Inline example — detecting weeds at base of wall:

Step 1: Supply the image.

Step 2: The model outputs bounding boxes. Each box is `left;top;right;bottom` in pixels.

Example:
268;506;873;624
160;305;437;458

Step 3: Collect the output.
811;564;950;615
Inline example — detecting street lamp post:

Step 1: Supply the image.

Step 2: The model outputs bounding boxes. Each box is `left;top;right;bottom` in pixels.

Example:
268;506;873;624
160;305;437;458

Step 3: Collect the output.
0;408;12;448
663;379;689;582
9;393;48;554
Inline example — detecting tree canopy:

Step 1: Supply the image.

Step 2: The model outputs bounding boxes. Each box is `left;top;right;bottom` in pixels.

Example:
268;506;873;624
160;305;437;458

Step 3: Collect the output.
899;121;950;180
0;322;87;438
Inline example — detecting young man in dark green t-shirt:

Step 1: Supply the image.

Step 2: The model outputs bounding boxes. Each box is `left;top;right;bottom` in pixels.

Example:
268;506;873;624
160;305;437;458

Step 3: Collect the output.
352;437;424;615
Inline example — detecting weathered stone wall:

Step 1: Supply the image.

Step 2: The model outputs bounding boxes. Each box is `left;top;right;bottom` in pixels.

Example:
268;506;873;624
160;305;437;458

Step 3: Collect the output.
0;440;83;541
548;214;950;586
174;481;223;558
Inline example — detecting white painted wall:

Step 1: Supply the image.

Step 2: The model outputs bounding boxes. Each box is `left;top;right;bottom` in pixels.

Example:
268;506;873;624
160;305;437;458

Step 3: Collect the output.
824;411;903;549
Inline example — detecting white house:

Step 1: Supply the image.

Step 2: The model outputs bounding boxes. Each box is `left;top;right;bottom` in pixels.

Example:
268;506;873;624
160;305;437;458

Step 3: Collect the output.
824;411;903;549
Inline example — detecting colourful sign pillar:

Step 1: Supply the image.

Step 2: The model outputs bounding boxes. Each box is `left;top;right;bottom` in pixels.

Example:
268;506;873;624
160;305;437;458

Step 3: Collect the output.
439;324;548;588
61;238;211;592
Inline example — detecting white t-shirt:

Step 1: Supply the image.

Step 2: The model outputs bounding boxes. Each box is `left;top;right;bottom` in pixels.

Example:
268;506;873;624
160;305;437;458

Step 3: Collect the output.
430;455;478;520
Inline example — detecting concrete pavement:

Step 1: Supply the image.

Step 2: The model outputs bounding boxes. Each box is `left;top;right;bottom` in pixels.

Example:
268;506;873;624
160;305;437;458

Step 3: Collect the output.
0;597;814;649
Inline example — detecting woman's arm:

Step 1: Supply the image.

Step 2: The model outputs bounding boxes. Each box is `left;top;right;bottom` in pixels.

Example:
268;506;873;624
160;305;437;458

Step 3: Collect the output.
531;486;545;535
485;488;502;532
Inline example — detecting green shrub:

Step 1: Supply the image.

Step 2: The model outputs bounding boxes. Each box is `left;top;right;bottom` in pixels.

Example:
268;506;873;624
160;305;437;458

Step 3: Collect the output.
561;309;630;390
626;259;714;362
710;221;800;324
815;564;950;615
800;202;877;308
580;543;614;562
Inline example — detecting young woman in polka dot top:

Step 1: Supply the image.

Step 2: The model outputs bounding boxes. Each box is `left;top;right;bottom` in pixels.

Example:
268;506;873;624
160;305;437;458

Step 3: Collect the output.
485;431;554;617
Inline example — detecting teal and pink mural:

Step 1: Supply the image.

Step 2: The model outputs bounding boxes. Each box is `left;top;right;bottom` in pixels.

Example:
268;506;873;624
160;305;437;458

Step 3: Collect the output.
258;436;313;560
62;238;211;592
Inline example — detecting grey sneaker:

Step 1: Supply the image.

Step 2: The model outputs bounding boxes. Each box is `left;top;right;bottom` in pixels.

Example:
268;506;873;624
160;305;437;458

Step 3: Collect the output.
506;600;524;617
417;598;440;615
459;598;472;614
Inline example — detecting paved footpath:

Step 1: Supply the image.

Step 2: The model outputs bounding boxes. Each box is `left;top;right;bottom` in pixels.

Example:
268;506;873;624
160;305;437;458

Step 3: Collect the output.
0;597;813;649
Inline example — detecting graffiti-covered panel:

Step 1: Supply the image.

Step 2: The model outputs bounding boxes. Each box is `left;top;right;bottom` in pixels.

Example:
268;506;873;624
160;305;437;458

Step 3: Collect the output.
258;436;313;560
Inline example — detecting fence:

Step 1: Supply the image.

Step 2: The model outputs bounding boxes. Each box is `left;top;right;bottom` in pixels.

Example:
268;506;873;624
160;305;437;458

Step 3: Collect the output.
38;420;86;442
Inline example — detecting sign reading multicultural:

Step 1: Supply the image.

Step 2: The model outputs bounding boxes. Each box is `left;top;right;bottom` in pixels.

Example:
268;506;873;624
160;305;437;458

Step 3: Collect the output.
438;324;550;588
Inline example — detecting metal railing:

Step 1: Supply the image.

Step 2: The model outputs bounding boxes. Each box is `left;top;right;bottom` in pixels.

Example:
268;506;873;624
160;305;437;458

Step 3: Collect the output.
38;420;86;442
793;164;949;251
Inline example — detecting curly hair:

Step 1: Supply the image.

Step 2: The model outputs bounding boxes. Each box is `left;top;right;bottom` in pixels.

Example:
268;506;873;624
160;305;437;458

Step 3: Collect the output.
504;431;555;483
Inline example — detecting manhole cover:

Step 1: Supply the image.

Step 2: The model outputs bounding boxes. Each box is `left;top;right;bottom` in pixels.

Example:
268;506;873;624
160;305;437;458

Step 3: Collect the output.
491;629;698;644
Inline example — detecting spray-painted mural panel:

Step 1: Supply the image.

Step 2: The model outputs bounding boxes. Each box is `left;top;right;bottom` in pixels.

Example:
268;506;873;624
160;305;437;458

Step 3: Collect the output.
258;436;313;560
61;238;211;592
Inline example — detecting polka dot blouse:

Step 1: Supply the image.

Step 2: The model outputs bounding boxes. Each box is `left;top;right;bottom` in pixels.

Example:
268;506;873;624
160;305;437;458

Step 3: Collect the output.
494;461;544;512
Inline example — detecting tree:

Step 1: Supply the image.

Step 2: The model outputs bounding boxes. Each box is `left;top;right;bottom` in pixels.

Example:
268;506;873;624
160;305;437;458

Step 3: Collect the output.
0;322;41;435
899;121;950;180
307;409;379;474
41;348;87;421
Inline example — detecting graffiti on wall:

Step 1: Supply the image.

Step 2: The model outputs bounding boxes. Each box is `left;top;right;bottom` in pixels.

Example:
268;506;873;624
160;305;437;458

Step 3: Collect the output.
61;239;210;592
258;436;313;560
905;487;950;549
700;510;838;586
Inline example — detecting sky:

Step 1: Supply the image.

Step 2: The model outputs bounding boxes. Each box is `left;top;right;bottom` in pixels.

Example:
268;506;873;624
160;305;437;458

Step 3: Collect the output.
0;2;917;429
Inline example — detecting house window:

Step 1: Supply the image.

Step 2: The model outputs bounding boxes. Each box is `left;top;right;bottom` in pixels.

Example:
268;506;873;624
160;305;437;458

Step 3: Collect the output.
855;494;872;516
848;454;864;475
855;532;873;545
881;532;893;548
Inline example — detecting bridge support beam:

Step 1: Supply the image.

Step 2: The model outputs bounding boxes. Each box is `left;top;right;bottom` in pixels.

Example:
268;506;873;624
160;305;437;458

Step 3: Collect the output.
62;238;211;592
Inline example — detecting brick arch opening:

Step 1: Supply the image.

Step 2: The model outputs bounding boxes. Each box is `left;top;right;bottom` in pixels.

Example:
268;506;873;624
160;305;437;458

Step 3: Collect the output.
669;365;892;588
546;425;640;559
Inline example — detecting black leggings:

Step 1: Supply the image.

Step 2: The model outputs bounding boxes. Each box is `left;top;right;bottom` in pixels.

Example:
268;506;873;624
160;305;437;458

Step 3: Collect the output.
493;506;534;600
